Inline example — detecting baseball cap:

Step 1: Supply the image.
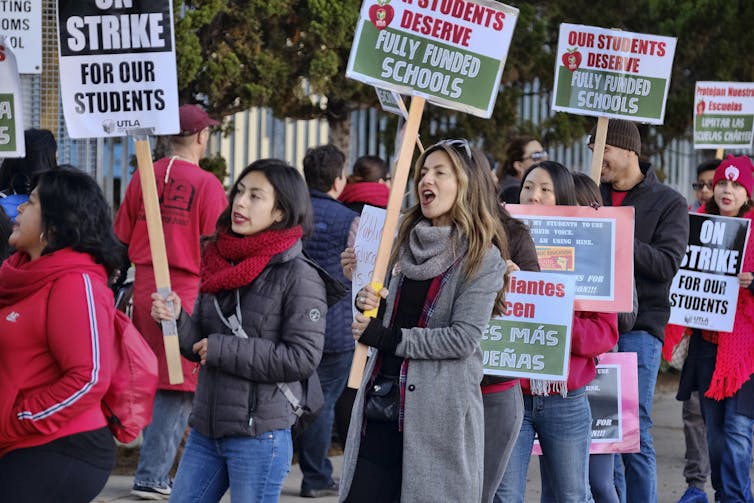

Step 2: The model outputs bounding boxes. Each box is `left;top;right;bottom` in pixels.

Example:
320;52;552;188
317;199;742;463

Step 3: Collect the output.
178;104;219;136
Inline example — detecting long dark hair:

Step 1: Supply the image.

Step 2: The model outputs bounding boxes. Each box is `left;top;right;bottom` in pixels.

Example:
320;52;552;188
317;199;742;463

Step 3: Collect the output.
35;167;125;277
214;158;312;237
520;161;578;206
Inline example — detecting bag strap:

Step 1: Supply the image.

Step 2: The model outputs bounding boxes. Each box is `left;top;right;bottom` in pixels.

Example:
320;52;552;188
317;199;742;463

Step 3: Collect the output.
276;382;304;418
213;290;248;339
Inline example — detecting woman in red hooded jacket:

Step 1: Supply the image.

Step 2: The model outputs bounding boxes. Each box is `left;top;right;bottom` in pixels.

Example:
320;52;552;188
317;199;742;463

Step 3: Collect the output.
0;168;125;502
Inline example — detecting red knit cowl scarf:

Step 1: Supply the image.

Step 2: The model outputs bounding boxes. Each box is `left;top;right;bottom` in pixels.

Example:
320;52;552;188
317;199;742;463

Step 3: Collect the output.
199;226;302;294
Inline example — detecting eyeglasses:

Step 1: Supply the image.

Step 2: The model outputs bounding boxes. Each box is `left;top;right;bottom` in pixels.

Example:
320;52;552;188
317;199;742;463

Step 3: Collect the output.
522;151;548;162
692;182;714;190
433;138;472;159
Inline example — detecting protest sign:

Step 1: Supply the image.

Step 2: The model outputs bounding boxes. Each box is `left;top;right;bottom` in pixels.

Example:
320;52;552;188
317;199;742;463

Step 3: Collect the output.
57;0;179;138
351;205;387;320
0;0;42;73
507;204;634;312
694;82;754;150
0;40;26;157
552;23;676;124
482;271;575;380
669;213;750;332
376;87;408;119
347;0;519;118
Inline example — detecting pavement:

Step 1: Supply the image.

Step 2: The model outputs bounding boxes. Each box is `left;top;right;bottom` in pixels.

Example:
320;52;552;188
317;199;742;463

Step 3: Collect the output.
95;373;750;502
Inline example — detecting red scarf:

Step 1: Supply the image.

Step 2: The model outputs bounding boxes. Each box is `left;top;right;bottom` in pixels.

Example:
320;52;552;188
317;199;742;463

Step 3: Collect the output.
199;226;302;294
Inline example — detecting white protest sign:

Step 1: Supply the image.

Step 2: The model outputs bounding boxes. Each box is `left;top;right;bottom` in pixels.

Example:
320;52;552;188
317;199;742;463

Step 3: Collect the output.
482;271;575;380
0;0;42;73
347;0;519;118
669;213;750;332
375;87;408;119
0;40;26;157
352;205;387;320
551;23;676;124
57;0;179;138
694;82;754;150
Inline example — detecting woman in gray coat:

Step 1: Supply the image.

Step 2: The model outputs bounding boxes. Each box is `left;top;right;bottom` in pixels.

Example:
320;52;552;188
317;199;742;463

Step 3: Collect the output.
342;139;508;502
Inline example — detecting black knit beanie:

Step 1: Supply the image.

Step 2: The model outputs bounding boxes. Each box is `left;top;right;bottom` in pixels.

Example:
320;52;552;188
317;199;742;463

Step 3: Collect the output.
588;119;641;156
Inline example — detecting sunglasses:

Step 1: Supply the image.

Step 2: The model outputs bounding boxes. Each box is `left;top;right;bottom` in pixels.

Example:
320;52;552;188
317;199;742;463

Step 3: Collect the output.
522;151;548;162
692;181;714;190
433;138;472;159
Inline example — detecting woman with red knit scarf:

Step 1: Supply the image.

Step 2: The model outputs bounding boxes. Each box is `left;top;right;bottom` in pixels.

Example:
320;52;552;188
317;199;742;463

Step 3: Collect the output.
676;155;754;503
151;159;329;503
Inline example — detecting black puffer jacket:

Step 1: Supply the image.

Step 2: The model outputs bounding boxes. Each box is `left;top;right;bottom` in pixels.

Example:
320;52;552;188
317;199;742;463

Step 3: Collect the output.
177;241;328;438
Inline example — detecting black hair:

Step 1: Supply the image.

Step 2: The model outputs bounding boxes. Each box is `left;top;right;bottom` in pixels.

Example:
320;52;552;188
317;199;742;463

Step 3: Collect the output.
498;135;537;179
35;167;125;277
0;129;58;195
572;172;603;207
520;161;578;206
302;144;346;192
696;158;721;178
349;155;389;183
215;158;312;236
0;205;11;260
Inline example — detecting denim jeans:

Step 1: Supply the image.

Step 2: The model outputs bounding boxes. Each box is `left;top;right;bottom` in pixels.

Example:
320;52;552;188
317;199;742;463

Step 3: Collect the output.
683;391;710;489
615;330;662;503
170;428;292;503
135;389;194;488
298;350;353;491
700;391;754;503
495;387;594;503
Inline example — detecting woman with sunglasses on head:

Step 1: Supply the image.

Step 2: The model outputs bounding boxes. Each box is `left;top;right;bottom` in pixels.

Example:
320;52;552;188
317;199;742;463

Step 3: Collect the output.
495;161;618;503
340;139;508;503
497;136;548;204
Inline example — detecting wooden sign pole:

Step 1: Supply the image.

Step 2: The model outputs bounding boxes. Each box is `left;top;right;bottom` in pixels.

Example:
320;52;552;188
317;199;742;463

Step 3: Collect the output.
347;96;426;389
131;130;184;385
716;148;724;159
589;116;610;184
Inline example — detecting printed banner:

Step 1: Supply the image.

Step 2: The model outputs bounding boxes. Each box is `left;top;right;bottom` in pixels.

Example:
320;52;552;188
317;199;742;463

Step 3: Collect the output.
551;23;676;124
352;205;387;321
694;82;754;150
669;213;750;332
0;40;26;157
0;0;42;73
482;271;575;380
346;0;519;118
57;0;179;138
533;352;640;455
507;204;634;312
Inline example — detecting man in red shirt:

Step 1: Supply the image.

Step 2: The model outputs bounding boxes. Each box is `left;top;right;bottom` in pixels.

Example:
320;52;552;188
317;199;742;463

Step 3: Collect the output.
114;104;227;500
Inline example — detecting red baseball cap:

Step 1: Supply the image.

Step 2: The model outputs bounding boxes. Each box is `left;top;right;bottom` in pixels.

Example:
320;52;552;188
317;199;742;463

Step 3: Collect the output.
178;104;219;136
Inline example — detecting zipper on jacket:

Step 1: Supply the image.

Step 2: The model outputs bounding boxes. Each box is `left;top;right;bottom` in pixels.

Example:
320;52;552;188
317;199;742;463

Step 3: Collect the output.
247;383;257;428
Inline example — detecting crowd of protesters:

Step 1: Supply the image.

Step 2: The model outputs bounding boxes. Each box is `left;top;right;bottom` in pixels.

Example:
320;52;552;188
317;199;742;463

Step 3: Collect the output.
1;111;753;503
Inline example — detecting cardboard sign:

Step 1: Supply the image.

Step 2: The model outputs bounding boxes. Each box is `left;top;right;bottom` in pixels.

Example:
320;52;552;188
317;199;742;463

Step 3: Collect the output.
694;82;754;149
669;213;750;332
57;0;179;138
507;204;635;312
551;23;676;124
482;271;575;380
0;40;26;157
0;0;42;73
346;0;519;118
351;205;387;320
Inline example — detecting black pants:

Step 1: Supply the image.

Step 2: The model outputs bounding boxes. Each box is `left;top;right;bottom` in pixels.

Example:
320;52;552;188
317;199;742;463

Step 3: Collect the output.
344;420;403;503
0;438;114;503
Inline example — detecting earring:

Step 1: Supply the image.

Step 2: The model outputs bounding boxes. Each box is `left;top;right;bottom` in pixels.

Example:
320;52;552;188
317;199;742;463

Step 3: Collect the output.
40;232;46;242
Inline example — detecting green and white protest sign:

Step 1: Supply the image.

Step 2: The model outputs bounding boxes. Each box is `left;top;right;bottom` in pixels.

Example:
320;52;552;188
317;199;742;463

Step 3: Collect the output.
0;39;26;157
552;23;676;124
694;82;754;150
347;0;519;118
483;271;576;380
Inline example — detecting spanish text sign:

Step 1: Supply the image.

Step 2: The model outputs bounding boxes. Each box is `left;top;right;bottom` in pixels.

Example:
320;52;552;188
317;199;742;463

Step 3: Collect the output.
0;0;42;73
57;0;179;138
551;23;676;124
507;204;634;312
482;271;575;380
351;205;387;321
346;0;519;118
669;213;750;332
694;82;754;150
0;41;26;157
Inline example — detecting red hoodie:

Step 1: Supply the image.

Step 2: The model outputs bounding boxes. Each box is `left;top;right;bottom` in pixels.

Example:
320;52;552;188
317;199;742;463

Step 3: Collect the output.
0;248;115;457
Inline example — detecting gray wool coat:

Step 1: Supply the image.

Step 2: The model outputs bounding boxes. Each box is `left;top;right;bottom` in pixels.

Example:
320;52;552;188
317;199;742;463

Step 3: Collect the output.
339;246;505;503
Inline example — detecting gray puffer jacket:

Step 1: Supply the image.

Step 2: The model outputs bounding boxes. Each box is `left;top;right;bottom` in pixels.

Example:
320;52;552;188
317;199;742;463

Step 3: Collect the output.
177;241;327;439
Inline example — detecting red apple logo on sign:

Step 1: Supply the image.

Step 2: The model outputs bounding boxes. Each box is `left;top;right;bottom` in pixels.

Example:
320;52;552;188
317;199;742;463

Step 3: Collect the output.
562;47;582;71
368;0;394;30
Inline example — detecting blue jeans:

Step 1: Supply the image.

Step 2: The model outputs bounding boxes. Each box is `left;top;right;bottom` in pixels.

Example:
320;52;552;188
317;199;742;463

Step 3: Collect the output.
170;428;292;503
298;350;353;491
135;389;194;488
495;387;594;503
615;330;661;503
700;391;754;503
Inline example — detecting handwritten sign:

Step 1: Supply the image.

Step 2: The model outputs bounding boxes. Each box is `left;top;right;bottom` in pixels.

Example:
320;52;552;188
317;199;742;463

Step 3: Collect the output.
351;205;387;320
694;82;754;149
